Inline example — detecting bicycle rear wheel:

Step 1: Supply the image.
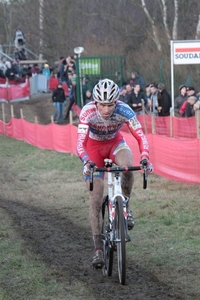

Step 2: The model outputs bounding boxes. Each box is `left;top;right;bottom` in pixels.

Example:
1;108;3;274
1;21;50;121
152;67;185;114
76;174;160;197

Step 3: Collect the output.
102;196;114;277
115;196;126;285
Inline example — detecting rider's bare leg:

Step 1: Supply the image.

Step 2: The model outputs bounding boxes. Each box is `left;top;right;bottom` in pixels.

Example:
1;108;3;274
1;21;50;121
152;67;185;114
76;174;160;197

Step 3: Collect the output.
115;149;134;198
115;148;135;229
86;177;104;250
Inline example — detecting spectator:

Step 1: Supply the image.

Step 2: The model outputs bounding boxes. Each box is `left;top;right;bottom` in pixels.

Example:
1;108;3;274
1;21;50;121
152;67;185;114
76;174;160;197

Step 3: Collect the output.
157;83;171;116
57;56;65;78
31;63;41;75
64;76;77;120
59;57;68;84
124;83;133;104
52;83;66;124
134;71;145;88
66;71;73;90
145;84;151;98
128;71;145;88
118;86;127;103
82;75;94;102
14;27;25;50
84;90;93;105
12;59;21;76
186;86;196;97
128;83;147;115
42;63;51;80
15;48;27;60
21;64;32;79
85;75;94;92
184;96;197;117
66;56;76;71
174;85;188;117
194;94;200;112
42;63;51;90
0;56;7;74
5;61;21;82
147;83;159;116
0;64;6;79
128;71;138;87
115;71;125;87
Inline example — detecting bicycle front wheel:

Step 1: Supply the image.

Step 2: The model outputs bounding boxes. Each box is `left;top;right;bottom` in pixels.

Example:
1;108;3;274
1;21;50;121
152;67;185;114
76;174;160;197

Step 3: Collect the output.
102;196;114;277
115;196;126;285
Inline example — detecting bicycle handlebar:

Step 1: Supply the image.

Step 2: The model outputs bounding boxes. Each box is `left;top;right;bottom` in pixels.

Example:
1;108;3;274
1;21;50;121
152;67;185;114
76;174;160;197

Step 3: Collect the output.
95;165;141;172
89;163;148;191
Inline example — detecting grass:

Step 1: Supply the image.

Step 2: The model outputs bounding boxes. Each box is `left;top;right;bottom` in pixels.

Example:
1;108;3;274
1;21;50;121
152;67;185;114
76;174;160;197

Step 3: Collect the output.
0;212;65;300
0;134;200;299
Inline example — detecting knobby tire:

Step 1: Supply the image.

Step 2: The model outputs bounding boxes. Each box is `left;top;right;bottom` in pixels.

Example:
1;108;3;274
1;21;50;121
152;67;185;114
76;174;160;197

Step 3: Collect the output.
102;196;114;277
115;196;126;285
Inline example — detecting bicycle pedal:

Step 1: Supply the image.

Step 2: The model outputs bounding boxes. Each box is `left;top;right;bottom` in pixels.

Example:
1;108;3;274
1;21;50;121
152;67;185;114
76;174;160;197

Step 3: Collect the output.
93;262;104;270
128;221;135;230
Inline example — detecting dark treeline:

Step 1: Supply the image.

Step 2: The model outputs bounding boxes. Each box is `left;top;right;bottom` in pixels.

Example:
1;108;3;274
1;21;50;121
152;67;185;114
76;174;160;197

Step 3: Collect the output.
0;0;200;94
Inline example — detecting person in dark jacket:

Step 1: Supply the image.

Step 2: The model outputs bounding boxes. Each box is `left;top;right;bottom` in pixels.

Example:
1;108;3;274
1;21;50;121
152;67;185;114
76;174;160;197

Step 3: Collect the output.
52;83;66;123
174;84;188;117
128;83;147;115
124;83;133;105
157;83;172;116
5;61;22;82
64;76;77;120
185;96;197;117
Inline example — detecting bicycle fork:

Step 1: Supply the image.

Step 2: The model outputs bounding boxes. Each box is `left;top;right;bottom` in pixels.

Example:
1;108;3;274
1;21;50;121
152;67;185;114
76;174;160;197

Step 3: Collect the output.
107;172;130;243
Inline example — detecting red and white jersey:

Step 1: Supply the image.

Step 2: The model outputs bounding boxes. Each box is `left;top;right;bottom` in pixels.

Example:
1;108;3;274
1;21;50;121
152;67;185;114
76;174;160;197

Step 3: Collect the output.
77;101;149;162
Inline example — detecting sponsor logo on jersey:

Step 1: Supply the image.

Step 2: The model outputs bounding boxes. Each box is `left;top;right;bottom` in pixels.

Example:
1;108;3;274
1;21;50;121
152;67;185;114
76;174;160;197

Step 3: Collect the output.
80;107;96;122
136;129;149;150
115;104;135;118
78;124;89;134
129;117;141;130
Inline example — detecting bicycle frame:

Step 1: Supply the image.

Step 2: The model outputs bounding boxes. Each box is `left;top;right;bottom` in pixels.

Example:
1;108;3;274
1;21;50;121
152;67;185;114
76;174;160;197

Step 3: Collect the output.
107;169;129;242
89;159;148;285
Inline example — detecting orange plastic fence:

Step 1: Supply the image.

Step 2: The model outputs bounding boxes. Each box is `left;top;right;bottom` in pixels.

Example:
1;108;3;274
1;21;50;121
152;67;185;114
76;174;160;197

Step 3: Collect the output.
0;118;199;184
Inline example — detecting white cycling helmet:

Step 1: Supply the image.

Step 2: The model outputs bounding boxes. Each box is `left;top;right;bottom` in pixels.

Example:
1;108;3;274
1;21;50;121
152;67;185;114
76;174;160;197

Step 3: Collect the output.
93;78;119;103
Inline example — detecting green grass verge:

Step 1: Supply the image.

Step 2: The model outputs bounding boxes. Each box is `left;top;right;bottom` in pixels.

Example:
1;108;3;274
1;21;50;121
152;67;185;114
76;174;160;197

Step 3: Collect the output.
0;134;200;299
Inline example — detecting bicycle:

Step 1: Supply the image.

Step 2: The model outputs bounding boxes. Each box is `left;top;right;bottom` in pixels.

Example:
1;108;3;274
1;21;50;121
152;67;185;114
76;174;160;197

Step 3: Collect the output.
89;159;148;285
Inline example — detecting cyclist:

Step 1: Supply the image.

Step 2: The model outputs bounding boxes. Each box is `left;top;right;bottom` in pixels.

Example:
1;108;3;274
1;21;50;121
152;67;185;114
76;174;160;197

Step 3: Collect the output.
76;78;153;269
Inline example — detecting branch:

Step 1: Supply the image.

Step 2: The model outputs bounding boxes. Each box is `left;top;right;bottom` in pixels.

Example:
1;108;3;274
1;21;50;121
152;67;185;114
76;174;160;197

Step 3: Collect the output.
195;14;200;39
172;0;178;40
140;0;162;51
160;0;171;42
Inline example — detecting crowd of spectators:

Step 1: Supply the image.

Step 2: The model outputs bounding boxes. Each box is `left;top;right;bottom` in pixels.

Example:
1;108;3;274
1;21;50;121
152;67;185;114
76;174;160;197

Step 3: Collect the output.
174;85;200;117
118;76;200;118
0;55;46;83
1;51;200;119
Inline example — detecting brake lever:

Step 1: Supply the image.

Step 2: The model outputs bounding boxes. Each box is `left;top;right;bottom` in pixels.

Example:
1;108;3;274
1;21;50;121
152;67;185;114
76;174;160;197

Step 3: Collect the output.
143;164;148;189
140;159;148;189
89;162;95;191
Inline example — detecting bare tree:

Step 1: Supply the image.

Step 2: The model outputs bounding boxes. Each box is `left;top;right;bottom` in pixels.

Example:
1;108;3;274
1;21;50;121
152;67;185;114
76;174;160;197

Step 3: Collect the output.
140;0;162;51
1;0;200;88
172;0;178;40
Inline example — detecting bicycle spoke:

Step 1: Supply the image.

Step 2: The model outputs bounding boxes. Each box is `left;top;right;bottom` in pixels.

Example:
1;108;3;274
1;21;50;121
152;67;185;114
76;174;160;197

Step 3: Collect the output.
102;196;114;277
115;196;126;285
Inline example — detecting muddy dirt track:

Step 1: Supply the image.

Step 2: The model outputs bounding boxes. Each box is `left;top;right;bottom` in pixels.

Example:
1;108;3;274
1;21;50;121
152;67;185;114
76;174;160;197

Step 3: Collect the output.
0;197;184;300
0;95;190;299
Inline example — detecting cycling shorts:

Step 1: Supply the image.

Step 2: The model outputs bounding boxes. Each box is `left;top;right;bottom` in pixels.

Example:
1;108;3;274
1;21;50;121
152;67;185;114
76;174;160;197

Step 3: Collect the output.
84;132;131;181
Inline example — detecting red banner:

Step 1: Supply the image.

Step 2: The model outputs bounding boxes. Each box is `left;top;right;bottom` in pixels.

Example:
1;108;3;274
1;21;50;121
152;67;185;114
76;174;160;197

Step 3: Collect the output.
0;81;30;102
